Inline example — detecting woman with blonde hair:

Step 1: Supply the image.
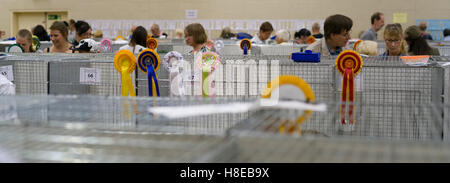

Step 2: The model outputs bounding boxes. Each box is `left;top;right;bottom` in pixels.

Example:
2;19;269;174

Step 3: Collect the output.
380;24;407;56
15;29;35;53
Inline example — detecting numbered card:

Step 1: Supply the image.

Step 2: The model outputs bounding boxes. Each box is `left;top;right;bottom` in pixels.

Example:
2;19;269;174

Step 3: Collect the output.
0;65;13;81
80;67;101;85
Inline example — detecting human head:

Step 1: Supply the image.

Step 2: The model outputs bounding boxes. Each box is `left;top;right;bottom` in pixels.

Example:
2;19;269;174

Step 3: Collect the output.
294;28;311;44
405;25;433;55
69;19;76;31
371;12;385;32
220;27;235;39
184;23;207;47
258;21;274;41
174;29;184;39
275;29;290;44
419;22;427;32
131;25;137;33
324;14;353;47
130;26;148;47
74;20;92;42
16;29;33;52
383;24;406;56
151;24;161;37
444;28;450;37
312;22;321;34
355;40;378;56
49;21;69;45
93;30;103;38
32;25;49;41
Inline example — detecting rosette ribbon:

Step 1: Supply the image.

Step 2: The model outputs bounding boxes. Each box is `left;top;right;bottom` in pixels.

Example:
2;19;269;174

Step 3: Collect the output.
261;75;315;134
100;38;113;53
197;52;221;97
336;50;363;125
240;38;252;55
138;49;161;97
163;51;185;96
114;50;137;96
147;37;158;50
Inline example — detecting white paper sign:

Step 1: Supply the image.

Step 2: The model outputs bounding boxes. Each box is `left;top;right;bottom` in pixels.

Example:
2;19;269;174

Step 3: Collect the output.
0;65;13;82
185;10;198;19
80;67;101;85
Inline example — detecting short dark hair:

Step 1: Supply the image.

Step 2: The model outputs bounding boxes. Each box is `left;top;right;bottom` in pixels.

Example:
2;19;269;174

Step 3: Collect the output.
260;22;274;33
324;14;353;39
444;29;450;37
32;24;50;41
371;12;384;25
130;26;148;47
294;28;311;39
74;21;91;36
185;23;208;44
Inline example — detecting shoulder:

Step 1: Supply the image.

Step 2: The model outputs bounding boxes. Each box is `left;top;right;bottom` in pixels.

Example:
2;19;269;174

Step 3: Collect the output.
306;39;322;52
119;45;129;50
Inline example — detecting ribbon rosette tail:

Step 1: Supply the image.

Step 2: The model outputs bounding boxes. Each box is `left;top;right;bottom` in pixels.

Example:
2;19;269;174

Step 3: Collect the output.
114;50;137;97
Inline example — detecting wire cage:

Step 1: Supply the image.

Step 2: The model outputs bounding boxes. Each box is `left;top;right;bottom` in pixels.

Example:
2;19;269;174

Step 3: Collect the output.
0;95;259;163
0;95;449;162
205;133;450;163
204;102;448;163
179;55;444;105
0;53;448;105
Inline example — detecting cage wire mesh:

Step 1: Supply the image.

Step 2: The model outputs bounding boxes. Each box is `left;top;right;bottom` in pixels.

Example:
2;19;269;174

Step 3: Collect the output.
0;95;449;162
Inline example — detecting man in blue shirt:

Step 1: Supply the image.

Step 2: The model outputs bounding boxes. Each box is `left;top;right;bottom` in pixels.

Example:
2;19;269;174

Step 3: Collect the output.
360;12;385;41
419;22;433;40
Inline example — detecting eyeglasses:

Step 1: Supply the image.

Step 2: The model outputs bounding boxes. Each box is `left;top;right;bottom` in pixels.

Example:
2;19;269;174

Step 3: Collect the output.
339;31;351;38
385;39;401;44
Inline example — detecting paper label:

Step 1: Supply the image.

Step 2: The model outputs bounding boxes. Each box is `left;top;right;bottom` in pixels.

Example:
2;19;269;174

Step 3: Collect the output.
80;67;101;85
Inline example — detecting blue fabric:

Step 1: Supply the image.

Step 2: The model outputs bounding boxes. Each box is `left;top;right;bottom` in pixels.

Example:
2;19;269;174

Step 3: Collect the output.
236;32;252;40
325;39;342;56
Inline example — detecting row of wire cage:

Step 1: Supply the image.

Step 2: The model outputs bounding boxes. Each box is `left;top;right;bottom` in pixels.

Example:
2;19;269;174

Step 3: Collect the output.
0;95;450;163
1;42;450;162
0;53;448;105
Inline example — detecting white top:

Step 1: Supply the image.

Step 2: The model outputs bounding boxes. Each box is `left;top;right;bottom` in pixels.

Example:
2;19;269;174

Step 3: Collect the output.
119;44;146;54
0;74;15;95
444;36;450;41
251;34;269;44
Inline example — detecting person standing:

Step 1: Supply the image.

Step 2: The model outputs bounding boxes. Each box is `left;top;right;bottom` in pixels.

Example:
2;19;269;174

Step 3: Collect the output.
360;12;385;41
419;22;433;40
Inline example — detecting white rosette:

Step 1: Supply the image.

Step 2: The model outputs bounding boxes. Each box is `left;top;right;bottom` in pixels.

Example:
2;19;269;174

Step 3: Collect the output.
163;51;185;96
214;40;224;54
